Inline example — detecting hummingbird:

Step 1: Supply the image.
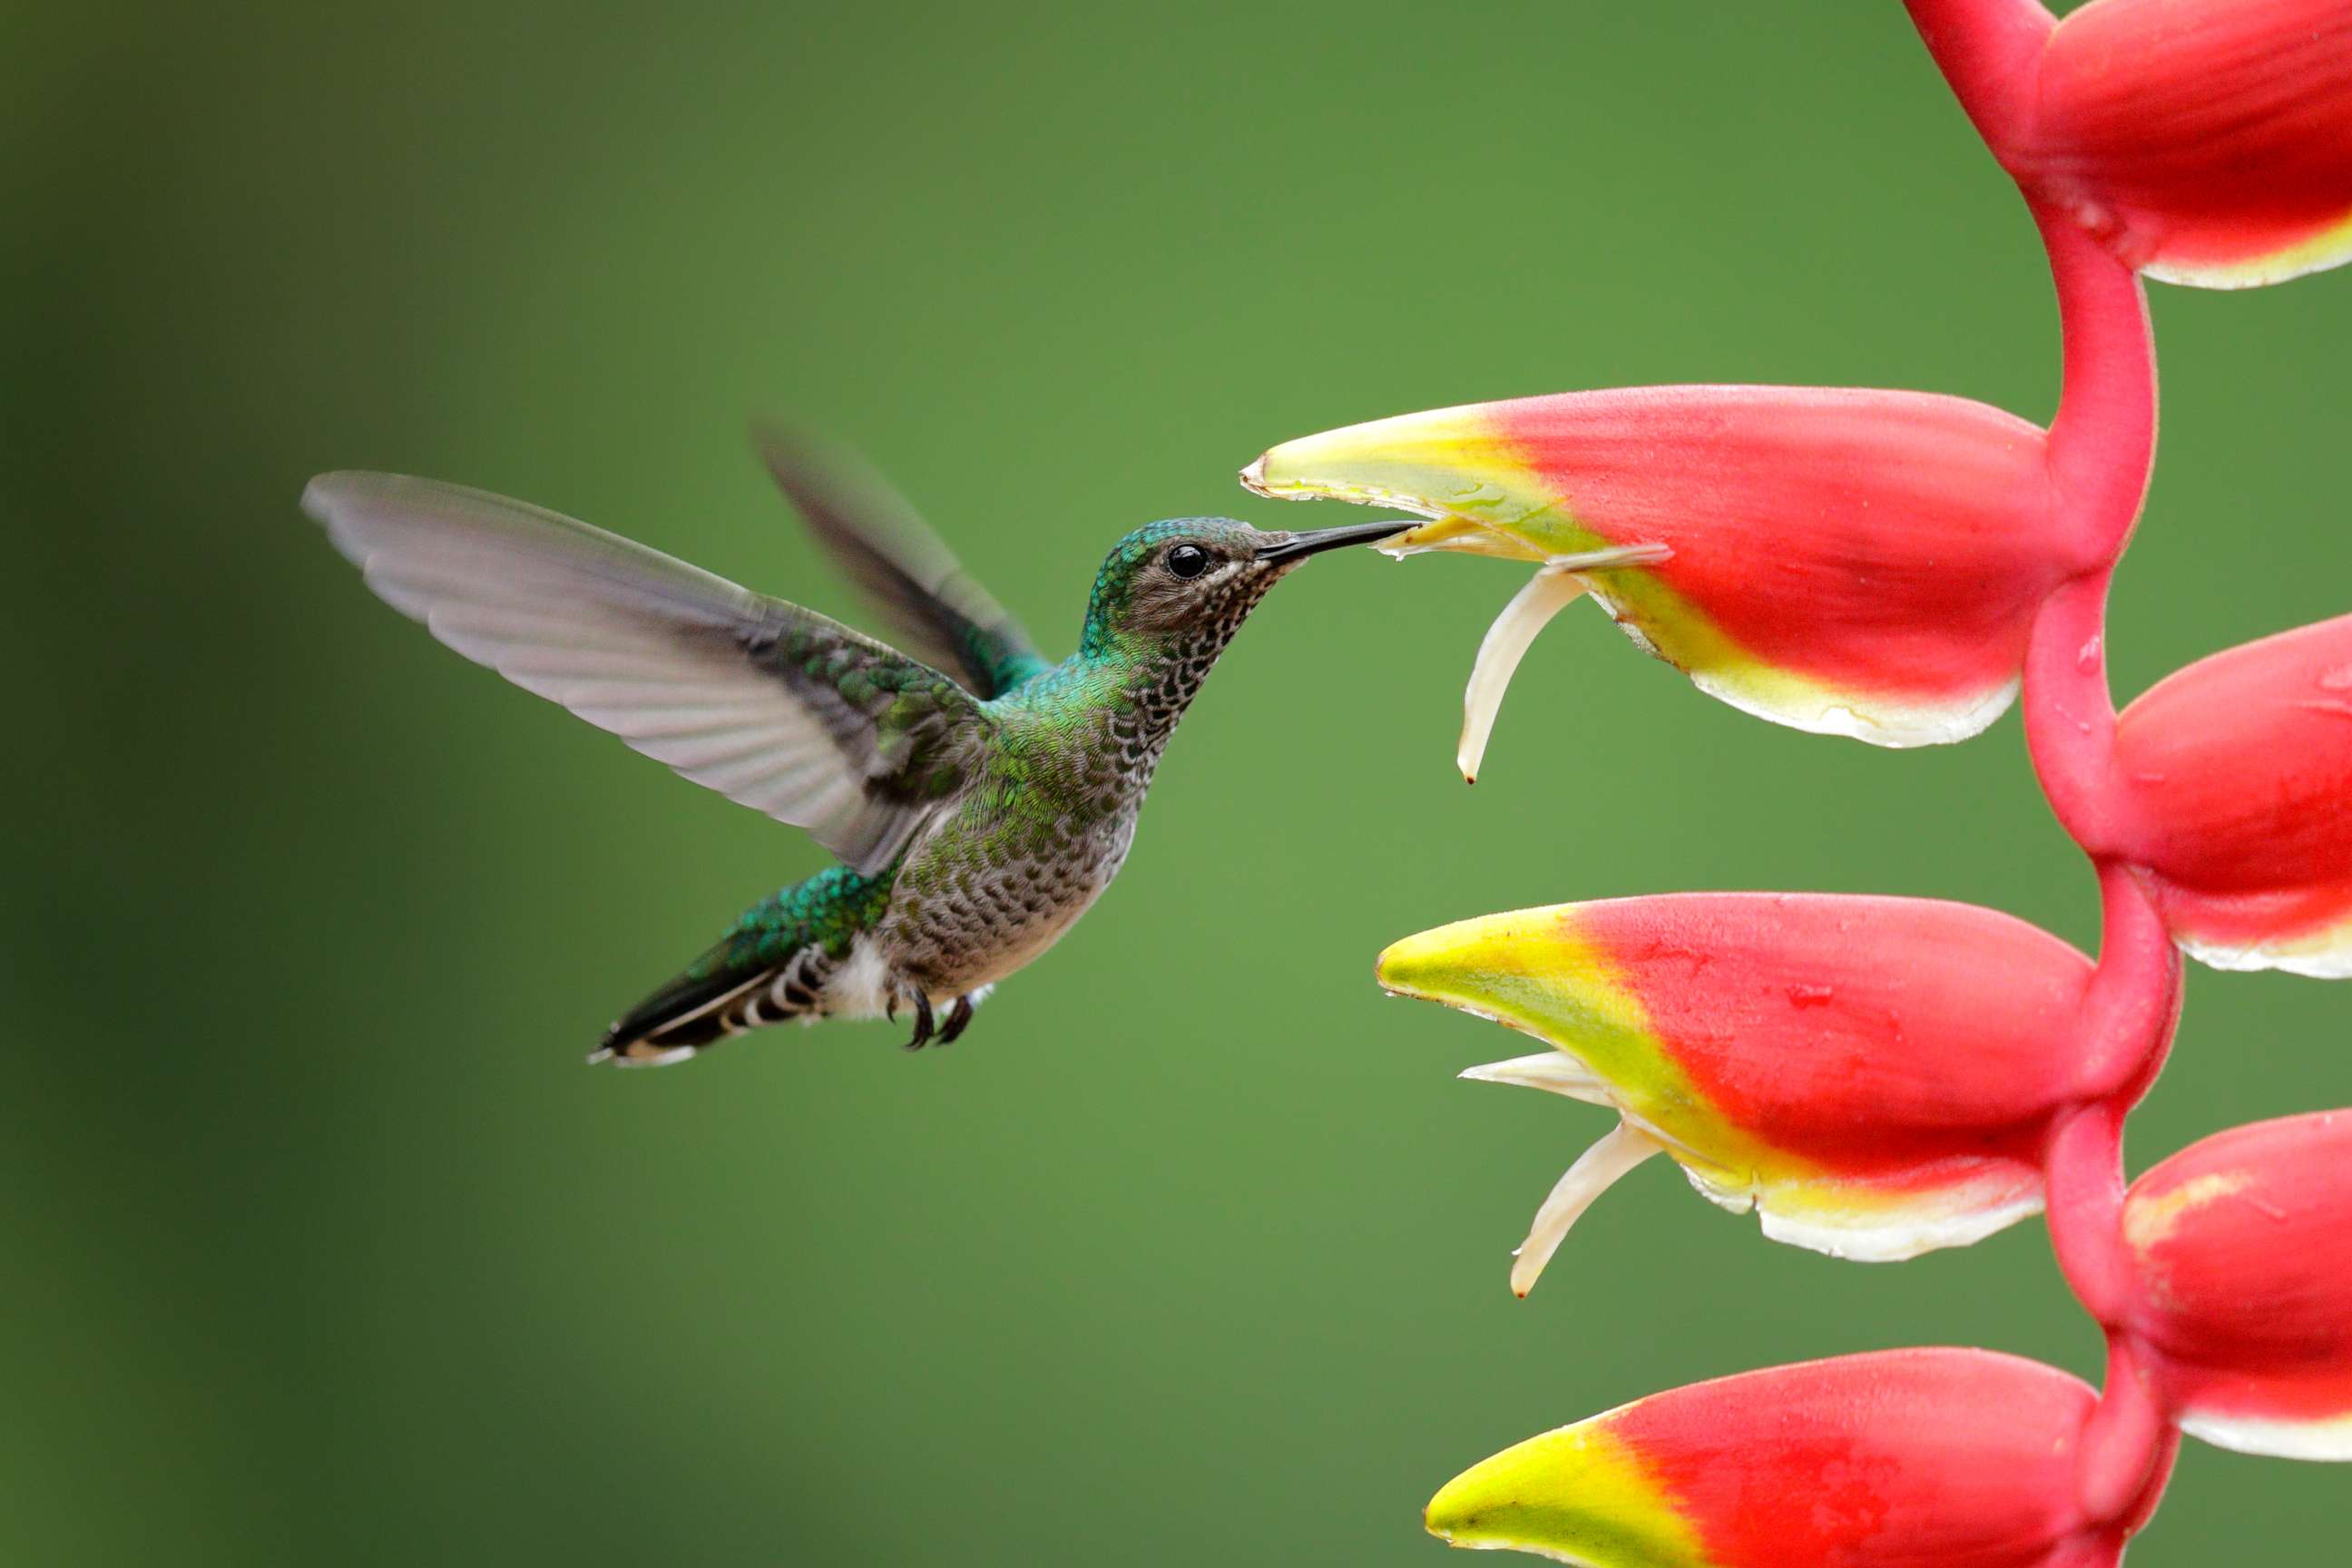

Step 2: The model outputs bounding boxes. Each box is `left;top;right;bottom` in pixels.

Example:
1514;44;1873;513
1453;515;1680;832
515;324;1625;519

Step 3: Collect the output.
304;427;1399;1064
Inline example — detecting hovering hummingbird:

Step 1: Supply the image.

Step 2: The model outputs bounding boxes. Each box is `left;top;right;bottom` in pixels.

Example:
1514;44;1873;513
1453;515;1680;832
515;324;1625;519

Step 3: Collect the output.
304;429;1399;1064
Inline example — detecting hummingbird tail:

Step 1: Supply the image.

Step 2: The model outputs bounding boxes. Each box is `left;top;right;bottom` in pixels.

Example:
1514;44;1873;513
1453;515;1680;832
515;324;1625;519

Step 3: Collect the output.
588;863;902;1066
588;942;837;1067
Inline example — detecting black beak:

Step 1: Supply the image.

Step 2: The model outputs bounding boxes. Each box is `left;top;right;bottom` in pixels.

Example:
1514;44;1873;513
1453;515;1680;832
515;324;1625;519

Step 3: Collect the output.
1253;517;1410;564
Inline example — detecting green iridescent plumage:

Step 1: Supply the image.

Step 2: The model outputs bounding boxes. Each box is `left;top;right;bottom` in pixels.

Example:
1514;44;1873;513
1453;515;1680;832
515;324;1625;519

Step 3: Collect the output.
305;432;1399;1063
606;862;901;1049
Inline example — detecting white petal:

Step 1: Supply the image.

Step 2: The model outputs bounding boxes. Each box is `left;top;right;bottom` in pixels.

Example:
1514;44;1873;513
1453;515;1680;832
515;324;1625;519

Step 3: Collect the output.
1457;544;1675;782
1460;567;1586;784
1460;1053;1613;1107
1511;1121;1663;1298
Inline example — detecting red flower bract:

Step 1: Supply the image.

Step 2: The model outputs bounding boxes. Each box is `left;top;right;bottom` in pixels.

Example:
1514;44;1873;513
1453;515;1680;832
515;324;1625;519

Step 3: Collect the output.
1399;4;2352;1559
2125;1111;2352;1458
1425;1349;2173;1567
1378;895;2106;1281
2114;613;2352;976
2025;0;2352;288
1244;386;2081;764
1913;0;2352;287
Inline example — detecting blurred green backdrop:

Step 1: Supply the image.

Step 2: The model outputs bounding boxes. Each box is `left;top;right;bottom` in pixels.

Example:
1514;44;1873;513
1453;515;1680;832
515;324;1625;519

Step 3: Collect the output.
8;2;2349;1563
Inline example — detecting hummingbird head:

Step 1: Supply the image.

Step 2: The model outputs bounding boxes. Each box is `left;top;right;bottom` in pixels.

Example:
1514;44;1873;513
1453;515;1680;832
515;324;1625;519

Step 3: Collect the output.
1078;515;1405;654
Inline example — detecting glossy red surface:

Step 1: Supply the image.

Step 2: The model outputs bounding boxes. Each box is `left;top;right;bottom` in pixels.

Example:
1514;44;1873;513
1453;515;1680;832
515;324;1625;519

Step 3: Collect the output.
1615;1350;2159;1568
1577;894;2093;1174
2116;615;2352;963
2127;1112;2352;1439
1491;387;2069;707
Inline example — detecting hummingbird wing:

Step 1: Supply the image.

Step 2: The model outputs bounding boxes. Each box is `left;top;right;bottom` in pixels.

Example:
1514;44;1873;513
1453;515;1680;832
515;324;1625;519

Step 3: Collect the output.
306;472;987;877
752;421;1055;700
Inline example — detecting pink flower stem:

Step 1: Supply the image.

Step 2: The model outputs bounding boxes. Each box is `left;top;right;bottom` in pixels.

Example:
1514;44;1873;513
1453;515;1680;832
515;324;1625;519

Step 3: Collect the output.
2078;1331;2171;1525
1901;0;2052;152
2034;1081;2174;1522
2023;129;2172;1533
2024;204;2158;855
2040;204;2159;562
1911;0;2178;1530
2044;1102;2131;1322
2073;862;2181;1106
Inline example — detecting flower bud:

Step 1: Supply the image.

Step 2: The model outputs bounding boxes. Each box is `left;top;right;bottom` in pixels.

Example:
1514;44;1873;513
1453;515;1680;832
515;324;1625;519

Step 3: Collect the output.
2115;614;2352;977
2125;1110;2352;1459
1426;1348;2166;1566
1377;894;2095;1291
1245;387;2073;775
2018;0;2352;288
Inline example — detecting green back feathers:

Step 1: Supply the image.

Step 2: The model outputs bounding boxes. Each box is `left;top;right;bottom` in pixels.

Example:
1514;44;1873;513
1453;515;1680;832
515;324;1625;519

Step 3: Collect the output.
709;863;898;975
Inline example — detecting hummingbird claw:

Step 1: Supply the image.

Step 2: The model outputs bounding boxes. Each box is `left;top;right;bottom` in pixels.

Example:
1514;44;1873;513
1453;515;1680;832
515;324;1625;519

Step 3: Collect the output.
901;988;936;1051
937;995;975;1045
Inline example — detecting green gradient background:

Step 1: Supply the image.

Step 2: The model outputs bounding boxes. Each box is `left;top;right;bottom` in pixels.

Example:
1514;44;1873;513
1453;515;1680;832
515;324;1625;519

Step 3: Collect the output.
9;3;2349;1563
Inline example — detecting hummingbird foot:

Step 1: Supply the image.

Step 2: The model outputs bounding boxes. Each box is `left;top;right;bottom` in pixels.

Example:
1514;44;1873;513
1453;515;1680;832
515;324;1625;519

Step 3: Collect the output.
937;995;975;1045
900;986;936;1051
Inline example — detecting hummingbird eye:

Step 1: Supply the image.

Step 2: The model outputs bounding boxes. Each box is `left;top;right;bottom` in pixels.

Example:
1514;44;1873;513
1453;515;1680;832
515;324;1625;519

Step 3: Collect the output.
1164;544;1212;580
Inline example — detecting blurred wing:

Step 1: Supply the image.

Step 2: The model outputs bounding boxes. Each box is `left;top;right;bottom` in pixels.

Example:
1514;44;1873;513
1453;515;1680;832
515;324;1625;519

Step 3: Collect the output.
752;421;1055;699
305;472;987;876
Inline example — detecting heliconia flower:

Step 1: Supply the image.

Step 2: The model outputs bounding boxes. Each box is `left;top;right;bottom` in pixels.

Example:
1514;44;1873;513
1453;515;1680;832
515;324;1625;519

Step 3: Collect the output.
2123;1110;2352;1460
1426;1348;2168;1567
1935;0;2352;289
1242;386;2080;778
2112;613;2352;977
1376;894;2098;1293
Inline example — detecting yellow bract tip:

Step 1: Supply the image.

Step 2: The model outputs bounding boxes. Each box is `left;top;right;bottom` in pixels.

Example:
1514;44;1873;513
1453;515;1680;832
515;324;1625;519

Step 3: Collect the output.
1243;406;1554;561
1425;1420;1703;1565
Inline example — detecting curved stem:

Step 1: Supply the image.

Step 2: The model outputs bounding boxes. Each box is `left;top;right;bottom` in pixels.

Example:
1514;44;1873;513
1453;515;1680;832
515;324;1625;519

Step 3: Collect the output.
2023;570;2122;854
2078;1332;2171;1526
2026;202;2177;1533
2019;112;2174;1544
2045;1101;2132;1327
2039;202;2158;567
1906;0;2185;1534
1901;0;2053;153
2046;874;2178;1377
2020;209;2154;851
2073;861;2181;1103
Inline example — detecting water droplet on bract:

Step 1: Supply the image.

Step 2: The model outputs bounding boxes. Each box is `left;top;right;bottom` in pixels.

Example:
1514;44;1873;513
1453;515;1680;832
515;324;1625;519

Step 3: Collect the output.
2319;666;2352;692
1787;984;1835;1009
2077;635;2103;674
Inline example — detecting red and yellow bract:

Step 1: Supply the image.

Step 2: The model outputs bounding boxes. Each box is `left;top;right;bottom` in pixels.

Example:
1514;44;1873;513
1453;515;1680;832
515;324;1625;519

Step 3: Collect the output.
1377;1;2352;1561
1379;896;2106;1289
1426;1349;2171;1568
1245;386;2073;771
